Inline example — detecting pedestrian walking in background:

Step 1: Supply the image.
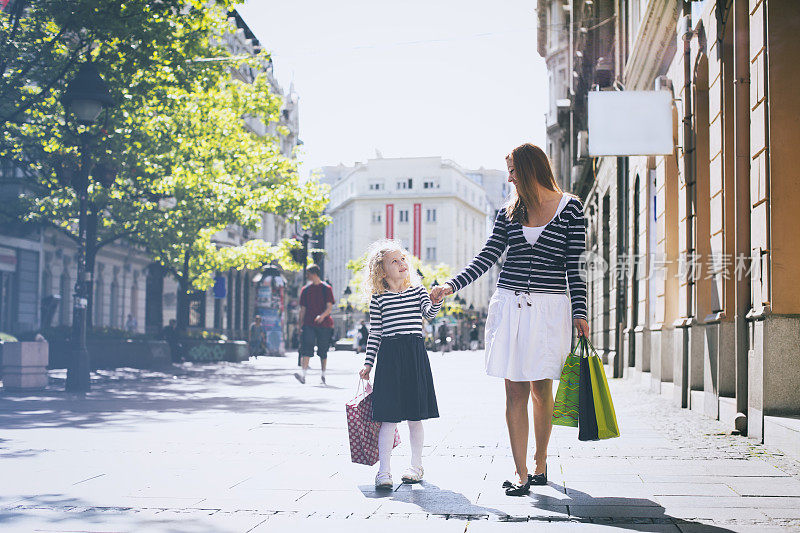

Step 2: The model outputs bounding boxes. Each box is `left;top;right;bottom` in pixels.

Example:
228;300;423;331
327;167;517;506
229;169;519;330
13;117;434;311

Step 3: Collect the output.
358;239;443;489
431;143;588;496
438;323;450;352
161;319;181;363
125;314;137;334
357;320;369;354
295;264;335;385
469;323;479;351
248;315;266;358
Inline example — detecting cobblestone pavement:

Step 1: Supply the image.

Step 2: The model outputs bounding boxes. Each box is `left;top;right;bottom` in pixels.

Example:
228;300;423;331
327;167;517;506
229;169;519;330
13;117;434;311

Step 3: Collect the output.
1;349;799;532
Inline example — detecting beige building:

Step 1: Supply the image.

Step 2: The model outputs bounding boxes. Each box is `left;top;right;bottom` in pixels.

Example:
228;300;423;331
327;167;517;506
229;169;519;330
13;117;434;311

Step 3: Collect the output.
323;156;501;311
537;0;800;454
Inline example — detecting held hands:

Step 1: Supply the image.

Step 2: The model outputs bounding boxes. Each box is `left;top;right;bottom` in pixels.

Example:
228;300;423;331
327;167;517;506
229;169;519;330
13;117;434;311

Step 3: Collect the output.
429;284;453;304
359;365;372;380
574;318;589;338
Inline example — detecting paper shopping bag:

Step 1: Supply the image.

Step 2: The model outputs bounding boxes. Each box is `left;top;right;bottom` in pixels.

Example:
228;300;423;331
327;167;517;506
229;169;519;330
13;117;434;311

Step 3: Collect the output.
577;340;599;441
586;340;620;440
346;380;400;465
552;345;581;427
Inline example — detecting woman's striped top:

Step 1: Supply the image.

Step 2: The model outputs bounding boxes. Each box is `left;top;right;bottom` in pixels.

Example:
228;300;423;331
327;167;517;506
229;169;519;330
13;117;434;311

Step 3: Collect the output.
364;285;442;367
445;194;587;320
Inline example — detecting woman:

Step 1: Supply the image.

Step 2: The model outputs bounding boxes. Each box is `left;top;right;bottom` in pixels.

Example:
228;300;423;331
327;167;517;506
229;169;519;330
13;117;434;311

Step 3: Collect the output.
431;143;588;496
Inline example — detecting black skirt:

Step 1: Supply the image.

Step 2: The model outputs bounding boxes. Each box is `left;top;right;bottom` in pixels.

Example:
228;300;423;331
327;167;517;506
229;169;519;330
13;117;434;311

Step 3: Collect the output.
372;334;439;423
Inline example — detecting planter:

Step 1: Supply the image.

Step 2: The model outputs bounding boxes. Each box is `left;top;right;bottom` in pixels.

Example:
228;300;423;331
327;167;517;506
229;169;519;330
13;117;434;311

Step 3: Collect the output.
182;340;249;363
1;341;49;390
47;340;171;370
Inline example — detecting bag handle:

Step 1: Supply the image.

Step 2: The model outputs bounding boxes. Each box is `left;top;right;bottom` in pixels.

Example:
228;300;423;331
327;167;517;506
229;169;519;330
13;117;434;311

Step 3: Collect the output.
350;377;371;402
575;334;590;358
577;334;599;358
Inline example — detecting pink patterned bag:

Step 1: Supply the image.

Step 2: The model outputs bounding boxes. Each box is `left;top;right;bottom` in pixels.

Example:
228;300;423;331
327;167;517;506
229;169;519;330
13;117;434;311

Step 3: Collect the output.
346;380;400;465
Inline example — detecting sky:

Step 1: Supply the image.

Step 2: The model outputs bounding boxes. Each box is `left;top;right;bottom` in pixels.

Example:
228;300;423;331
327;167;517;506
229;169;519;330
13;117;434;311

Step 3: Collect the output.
235;0;549;177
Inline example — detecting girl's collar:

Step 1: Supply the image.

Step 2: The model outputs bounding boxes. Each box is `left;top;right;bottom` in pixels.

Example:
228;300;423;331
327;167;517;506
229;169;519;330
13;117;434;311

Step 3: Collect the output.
384;283;414;294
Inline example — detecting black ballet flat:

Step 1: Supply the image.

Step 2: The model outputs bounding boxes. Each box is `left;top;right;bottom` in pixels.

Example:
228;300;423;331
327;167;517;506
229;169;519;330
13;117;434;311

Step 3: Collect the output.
530;466;547;486
504;476;531;496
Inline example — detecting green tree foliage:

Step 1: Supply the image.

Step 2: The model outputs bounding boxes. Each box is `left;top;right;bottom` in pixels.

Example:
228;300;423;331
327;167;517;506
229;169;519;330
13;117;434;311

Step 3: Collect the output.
126;75;330;327
341;252;461;316
0;0;231;128
0;1;331;330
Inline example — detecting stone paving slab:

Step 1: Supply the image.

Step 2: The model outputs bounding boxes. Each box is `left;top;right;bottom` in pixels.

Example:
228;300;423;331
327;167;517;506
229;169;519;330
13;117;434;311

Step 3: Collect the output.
2;350;800;531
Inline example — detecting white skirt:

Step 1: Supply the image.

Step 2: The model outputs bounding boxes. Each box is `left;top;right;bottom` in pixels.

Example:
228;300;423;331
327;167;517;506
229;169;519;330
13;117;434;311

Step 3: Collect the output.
484;288;572;382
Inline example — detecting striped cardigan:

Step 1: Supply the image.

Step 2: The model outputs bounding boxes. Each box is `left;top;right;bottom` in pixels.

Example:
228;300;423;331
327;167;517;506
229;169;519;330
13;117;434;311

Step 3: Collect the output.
445;195;587;320
364;285;443;367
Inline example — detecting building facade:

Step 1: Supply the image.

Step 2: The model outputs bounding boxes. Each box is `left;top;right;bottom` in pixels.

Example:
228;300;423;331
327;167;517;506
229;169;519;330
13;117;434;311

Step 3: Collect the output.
537;0;800;450
323;156;503;311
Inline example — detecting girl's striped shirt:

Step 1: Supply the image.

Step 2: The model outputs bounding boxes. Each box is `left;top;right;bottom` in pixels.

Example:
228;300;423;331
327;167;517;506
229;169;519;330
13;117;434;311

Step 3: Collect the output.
445;194;587;320
364;285;442;367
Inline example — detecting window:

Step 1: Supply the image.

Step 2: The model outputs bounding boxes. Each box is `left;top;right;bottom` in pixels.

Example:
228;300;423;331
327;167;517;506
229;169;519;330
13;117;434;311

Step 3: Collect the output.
371;210;382;224
369;182;384;191
422;179;439;189
426;208;437;222
425;239;436;262
396;178;413;190
399;210;409;223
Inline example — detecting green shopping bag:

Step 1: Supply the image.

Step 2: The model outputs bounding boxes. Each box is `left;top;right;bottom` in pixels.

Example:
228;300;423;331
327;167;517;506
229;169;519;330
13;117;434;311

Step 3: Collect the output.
585;337;620;440
552;340;582;427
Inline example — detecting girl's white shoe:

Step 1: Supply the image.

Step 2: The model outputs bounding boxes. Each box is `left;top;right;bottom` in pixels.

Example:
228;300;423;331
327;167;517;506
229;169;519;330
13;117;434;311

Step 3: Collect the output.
401;465;424;484
375;471;393;489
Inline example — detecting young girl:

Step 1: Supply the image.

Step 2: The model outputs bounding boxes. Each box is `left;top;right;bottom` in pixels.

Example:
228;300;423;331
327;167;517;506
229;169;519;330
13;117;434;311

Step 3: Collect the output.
358;240;443;489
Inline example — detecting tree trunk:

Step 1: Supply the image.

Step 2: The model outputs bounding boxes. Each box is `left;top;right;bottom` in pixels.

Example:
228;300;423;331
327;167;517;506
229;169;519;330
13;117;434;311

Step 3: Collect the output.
176;251;191;333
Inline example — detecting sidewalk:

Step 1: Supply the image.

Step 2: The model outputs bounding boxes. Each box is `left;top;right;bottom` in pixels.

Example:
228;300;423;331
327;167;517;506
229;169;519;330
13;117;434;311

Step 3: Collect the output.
1;349;799;532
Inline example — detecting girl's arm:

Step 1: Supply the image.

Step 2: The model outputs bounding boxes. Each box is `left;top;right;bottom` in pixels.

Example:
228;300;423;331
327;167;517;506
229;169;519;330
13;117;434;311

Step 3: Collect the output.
445;210;509;293
565;199;588;320
364;295;382;367
419;285;443;320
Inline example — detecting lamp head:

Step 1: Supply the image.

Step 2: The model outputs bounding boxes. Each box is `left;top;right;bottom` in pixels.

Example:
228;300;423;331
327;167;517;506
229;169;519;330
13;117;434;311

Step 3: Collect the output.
63;62;114;125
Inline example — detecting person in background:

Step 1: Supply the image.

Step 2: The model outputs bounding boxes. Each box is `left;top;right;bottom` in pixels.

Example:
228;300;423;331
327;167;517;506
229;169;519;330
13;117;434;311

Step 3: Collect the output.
469;323;479;351
248;315;266;358
125;314;137;333
438;323;450;352
161;319;180;363
295;264;335;384
358;320;369;354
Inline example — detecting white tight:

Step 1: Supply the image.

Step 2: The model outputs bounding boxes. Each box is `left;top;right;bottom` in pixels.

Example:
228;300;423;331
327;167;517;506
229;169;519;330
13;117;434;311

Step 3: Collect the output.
377;420;424;474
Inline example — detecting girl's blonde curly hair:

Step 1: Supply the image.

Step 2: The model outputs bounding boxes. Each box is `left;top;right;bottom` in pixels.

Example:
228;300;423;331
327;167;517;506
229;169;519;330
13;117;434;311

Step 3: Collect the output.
360;239;421;303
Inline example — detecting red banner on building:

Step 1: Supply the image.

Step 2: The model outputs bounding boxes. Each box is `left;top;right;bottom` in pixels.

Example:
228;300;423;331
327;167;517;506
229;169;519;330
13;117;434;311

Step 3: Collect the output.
385;204;394;239
413;203;421;258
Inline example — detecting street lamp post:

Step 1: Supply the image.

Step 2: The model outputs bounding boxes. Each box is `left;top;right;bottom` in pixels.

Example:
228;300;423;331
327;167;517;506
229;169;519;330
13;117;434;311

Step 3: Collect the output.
61;61;114;393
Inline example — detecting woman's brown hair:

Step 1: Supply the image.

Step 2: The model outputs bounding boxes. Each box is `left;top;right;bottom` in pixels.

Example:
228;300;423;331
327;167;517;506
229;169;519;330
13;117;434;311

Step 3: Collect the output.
503;143;562;224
